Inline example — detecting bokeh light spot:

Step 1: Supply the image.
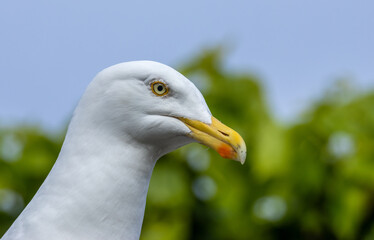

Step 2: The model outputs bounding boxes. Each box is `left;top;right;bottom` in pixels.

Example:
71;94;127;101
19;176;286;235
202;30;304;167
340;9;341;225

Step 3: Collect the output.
254;195;287;222
0;189;24;217
192;176;217;201
328;131;355;159
0;133;23;162
186;146;210;172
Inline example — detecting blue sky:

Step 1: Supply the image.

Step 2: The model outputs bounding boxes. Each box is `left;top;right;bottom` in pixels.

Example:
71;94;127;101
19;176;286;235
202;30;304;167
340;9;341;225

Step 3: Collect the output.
1;1;373;130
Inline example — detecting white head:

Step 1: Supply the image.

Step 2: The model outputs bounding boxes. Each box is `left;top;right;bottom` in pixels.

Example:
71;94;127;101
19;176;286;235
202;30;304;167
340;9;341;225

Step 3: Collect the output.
71;61;246;163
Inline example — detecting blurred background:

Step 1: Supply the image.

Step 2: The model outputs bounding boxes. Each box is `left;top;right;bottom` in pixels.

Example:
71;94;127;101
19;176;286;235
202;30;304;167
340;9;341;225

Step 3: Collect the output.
1;1;374;239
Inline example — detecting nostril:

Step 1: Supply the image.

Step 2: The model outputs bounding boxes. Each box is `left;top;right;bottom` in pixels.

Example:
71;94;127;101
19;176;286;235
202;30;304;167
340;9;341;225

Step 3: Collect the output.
218;130;229;137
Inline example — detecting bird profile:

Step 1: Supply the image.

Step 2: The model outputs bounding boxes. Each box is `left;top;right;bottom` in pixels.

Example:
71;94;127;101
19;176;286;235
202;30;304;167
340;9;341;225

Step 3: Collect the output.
1;61;246;240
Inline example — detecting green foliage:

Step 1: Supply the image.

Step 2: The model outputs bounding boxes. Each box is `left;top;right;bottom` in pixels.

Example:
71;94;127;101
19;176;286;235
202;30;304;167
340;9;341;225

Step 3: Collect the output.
0;128;61;235
1;48;373;239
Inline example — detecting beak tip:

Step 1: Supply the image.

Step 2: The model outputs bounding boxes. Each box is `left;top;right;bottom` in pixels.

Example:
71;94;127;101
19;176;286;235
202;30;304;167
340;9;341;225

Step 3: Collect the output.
238;152;246;165
235;140;247;165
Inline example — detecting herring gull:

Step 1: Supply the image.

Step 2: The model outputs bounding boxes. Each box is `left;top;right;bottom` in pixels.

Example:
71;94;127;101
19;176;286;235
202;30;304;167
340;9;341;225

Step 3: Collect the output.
2;61;246;240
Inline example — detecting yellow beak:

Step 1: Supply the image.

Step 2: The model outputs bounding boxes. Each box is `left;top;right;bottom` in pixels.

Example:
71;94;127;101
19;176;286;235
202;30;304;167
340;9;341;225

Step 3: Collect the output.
178;116;246;164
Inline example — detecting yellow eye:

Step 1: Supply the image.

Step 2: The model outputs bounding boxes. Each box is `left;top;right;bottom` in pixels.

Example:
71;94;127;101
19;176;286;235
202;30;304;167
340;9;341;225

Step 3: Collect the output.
151;81;168;96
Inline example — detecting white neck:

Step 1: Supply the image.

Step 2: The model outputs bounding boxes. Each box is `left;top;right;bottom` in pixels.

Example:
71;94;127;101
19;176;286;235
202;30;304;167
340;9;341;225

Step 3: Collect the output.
3;117;158;240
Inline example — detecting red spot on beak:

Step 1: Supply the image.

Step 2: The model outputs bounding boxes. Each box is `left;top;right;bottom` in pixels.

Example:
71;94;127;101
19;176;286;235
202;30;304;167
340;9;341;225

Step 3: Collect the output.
217;143;235;159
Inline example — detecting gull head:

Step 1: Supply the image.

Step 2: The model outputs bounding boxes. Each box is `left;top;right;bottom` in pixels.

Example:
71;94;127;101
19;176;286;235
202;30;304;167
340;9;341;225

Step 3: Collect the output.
73;61;246;164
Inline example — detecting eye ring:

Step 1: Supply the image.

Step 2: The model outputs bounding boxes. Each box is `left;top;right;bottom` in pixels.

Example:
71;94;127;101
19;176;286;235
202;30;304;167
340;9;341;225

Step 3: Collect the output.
151;81;168;96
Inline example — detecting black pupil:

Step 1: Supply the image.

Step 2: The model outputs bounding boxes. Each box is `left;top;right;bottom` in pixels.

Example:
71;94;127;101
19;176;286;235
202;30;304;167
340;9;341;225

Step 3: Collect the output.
157;85;164;92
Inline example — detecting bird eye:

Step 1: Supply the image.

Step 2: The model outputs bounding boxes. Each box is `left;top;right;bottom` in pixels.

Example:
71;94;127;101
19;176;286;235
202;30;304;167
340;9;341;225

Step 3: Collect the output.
151;81;168;96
